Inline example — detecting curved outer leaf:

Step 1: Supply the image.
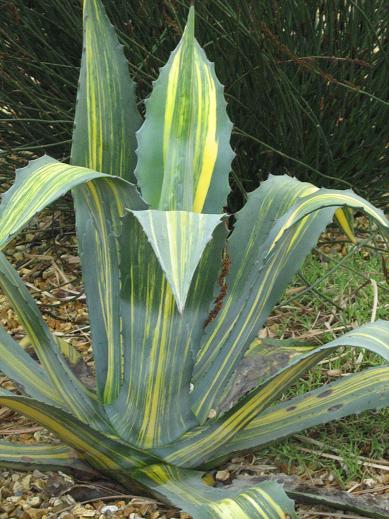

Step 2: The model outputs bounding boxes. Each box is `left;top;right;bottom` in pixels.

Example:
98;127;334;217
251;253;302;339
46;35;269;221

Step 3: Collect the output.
0;389;159;471
71;0;141;180
131;210;223;312
0;252;110;431
70;0;144;404
207;365;389;465
135;7;234;212
0;326;62;406
107;213;226;448
0;440;95;475
0;155;133;250
159;320;389;467
192;177;389;423
133;464;297;519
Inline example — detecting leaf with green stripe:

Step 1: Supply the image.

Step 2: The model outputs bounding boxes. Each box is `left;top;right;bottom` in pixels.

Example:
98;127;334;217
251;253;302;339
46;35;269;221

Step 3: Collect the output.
107;213;226;448
133;464;297;519
71;0;141;180
0;325;62;406
0;389;159;472
131;210;223;313
191;177;388;423
0;440;96;475
159;320;389;466
135;6;234;212
207;365;389;465
0;252;109;430
0;155;139;251
70;0;145;404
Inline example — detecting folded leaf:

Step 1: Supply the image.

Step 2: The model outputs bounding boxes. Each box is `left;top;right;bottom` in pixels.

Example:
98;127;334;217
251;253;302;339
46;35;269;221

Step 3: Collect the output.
0;155;135;250
132;210;224;312
135;7;234;212
133;464;297;518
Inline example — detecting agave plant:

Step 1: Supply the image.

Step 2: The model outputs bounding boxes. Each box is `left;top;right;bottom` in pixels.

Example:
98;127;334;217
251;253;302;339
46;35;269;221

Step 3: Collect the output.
0;1;388;517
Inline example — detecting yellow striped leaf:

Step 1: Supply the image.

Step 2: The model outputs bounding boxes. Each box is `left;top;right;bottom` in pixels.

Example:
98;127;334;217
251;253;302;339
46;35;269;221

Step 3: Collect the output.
0;325;62;406
71;0;140;180
0;252;108;430
207;365;389;465
0;441;95;475
191;178;388;423
159;320;389;466
135;6;234;212
133;464;296;519
70;0;144;404
0;155;135;251
107;214;226;448
0;389;158;472
132;210;223;313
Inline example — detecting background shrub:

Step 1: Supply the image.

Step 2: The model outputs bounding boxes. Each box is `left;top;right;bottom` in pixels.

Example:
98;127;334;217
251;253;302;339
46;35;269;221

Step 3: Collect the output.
0;0;388;207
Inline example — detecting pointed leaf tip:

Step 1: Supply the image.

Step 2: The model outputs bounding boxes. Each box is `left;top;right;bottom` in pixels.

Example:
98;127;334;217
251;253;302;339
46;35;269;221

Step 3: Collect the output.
131;210;223;313
184;5;195;38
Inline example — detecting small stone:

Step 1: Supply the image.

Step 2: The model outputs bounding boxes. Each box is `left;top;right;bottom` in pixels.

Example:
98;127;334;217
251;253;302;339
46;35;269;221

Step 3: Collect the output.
27;496;41;507
101;505;119;514
327;369;342;377
208;409;217;419
215;470;230;482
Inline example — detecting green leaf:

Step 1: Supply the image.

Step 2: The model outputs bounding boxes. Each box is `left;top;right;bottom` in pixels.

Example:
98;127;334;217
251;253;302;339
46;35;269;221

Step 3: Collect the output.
0;440;96;475
0;326;62;406
70;0;144;404
0;155;135;250
107;213;226;448
135;6;234;212
192;177;389;423
207;365;389;465
0;252;109;431
71;0;141;180
133;464;297;519
132;210;224;313
161;320;389;466
0;389;158;472
192;175;321;422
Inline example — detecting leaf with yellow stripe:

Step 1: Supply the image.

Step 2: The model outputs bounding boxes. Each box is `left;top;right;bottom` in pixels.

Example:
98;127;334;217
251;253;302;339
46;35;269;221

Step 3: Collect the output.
0;389;159;473
106;213;226;448
219;337;316;413
191;177;388;423
0;441;96;475
0;252;108;430
158;320;389;467
132;464;297;519
0;155;140;251
71;0;141;179
70;0;145;404
207;365;389;465
131;210;224;313
135;6;234;212
0;325;62;406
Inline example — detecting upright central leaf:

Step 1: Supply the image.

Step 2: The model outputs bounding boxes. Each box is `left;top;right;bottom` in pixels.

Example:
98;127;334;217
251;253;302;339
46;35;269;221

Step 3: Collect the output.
135;7;234;213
